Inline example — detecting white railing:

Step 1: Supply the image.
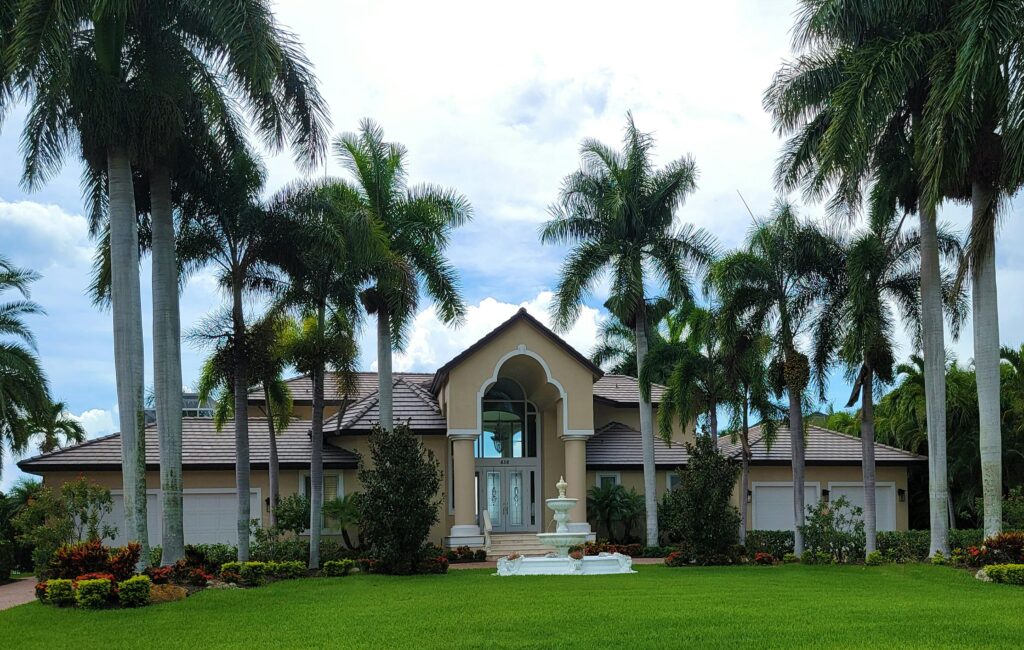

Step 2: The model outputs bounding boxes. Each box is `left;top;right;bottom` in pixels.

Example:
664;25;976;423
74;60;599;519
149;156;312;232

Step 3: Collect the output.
482;509;493;550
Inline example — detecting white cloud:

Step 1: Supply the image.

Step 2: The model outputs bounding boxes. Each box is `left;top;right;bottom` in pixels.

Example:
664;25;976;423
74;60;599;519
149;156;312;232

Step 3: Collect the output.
358;291;601;373
0;197;94;266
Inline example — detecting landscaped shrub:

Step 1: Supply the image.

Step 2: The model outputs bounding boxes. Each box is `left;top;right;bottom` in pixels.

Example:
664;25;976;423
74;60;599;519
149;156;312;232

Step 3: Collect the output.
219;562;241;583
801;550;834;565
322;559;356;577
169;560;213;586
117;575;152;607
745;530;795;559
782;552;799;563
950;529;985;551
358;424;442;575
191;544;237;572
239;561;267;585
418;556;449;574
34;581;48;602
963;546;991;568
267;561;306;579
587;483;645;543
984;532;1024;564
931;551;948;565
273;494;312;537
799;496;864;563
144;565;173;584
983;564;1024;585
474;549;487;561
877;530;929;562
0;540;13;581
357;558;379;573
659;437;741;565
865;551;885;566
664;551;689;567
45;579;74;606
75;577;114;609
49;540;111;579
108;543;141;581
753;552;775;565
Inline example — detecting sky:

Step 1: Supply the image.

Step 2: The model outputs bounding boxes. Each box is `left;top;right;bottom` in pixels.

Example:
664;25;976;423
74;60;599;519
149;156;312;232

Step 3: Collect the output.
2;0;1022;489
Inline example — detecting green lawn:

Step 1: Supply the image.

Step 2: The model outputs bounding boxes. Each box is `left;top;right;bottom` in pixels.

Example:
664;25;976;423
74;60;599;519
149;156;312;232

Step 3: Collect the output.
3;564;1023;648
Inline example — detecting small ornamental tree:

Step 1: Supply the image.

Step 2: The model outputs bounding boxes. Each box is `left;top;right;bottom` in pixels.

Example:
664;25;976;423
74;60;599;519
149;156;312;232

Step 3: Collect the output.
357;424;442;574
660;436;741;563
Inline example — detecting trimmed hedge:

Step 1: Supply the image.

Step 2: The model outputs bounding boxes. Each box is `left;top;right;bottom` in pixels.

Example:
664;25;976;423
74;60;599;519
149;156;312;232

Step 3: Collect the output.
266;561;306;580
876;530;986;562
75;578;113;609
984;564;1024;585
322;559;356;577
45;579;74;606
745;531;794;559
117;575;151;607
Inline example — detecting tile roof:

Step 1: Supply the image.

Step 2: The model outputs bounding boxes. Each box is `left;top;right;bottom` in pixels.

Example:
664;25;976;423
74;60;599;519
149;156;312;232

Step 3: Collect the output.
251;372;435;404
718;425;927;465
585;421;690;468
17;417;358;473
592;375;666;405
324;376;447;433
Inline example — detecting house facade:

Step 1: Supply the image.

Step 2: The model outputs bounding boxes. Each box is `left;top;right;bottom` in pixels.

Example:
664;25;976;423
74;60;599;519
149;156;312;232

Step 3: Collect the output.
19;308;925;550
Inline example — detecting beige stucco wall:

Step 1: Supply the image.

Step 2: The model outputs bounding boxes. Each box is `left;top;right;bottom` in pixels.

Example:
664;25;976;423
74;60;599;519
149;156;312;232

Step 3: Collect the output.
442;319;597;434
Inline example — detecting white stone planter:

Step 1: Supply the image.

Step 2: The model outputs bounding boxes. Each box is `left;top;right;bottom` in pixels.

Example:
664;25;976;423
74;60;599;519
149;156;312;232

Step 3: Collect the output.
496;552;635;576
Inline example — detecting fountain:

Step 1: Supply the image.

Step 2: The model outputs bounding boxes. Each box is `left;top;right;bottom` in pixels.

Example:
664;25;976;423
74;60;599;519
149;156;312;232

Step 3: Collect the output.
496;477;635;576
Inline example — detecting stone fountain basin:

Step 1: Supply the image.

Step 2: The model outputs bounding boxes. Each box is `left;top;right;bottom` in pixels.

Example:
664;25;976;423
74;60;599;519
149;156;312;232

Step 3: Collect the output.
496;552;636;576
536;532;588;549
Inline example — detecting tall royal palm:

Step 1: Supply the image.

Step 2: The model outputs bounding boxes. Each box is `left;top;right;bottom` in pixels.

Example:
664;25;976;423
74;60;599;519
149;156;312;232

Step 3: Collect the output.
270;179;381;568
811;210;964;555
765;0;961;555
7;0;328;563
25;400;86;454
333;120;471;430
713;202;840;555
0;256;49;475
542;113;715;544
920;0;1024;537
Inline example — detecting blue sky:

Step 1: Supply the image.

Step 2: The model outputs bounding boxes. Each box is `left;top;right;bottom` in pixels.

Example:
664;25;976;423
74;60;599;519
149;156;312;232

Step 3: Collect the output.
2;0;1023;489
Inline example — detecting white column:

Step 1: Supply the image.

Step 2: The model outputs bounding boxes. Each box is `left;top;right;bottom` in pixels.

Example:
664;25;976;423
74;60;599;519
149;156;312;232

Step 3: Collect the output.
448;430;483;543
561;432;593;536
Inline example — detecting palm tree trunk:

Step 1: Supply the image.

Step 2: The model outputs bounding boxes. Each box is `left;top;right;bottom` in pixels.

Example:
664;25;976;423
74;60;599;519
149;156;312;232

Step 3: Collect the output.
232;276;251;561
739;392;750;545
971;181;1002;538
709;400;718;450
150;165;184;565
919;203;950;556
309;303;326;569
377;306;393;430
107;147;149;563
634;302;658;545
788;386;805;556
860;367;877;556
263;385;280;529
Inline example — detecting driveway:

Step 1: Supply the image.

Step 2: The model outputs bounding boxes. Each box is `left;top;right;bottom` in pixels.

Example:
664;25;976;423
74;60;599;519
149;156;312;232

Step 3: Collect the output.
0;577;37;610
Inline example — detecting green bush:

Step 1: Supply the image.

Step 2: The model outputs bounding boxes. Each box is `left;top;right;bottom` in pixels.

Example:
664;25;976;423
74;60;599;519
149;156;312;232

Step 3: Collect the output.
74;578;113;609
983;532;1024;564
865;551;885;566
587;483;645;543
950;529;985;550
877;530;985;563
658;437;741;564
239;561;267;585
358;424;442;575
45;579;74;606
117;575;151;608
273;494;312;537
801;550;834;565
0;540;12;581
195;544;237;571
267;560;305;579
800;496;864;563
782;552;799;564
745;531;795;559
984;564;1024;585
220;561;241;583
931;551;948;565
322;559;356;577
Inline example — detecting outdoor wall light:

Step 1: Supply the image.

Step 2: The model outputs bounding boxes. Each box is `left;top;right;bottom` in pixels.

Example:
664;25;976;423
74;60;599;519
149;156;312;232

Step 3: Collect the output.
898;488;906;503
821;489;830;501
746;489;752;503
265;496;271;512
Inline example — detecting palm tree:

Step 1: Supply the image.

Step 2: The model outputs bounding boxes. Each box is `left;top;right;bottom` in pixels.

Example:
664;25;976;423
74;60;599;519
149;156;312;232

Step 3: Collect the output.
765;0;962;556
591;299;677;380
713;201;841;555
656;302;730;447
176;148;280;562
919;1;1024;538
0;256;49;476
332;120;471;430
25;400;86;454
541;112;716;545
7;0;329;565
194;309;296;529
811;210;964;555
270;179;380;568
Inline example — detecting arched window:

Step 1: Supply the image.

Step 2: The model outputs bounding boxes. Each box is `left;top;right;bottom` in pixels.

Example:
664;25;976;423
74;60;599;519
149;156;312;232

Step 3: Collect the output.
477;378;538;458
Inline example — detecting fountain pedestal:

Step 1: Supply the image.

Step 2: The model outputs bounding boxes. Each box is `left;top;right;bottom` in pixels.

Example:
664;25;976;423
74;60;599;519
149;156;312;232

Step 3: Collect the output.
496;477;635;576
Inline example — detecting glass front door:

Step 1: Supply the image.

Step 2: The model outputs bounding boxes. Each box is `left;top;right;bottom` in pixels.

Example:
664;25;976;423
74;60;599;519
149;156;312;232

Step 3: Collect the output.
481;467;532;533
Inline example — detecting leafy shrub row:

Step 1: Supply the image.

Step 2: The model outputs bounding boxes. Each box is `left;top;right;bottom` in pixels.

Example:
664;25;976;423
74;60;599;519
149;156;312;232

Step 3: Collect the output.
442;545;487;563
322;559;356;577
36;574;152;609
48;540;141;581
219;560;307;586
875;530;986;563
984;564;1024;585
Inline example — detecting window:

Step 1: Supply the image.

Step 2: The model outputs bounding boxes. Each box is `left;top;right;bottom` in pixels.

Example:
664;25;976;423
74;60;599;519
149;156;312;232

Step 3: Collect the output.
596;473;621;489
667;471;682;491
299;473;344;530
476;378;538;459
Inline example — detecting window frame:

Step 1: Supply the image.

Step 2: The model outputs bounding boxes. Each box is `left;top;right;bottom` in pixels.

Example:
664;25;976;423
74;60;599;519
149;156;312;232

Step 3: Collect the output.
298;471;345;534
595;472;622;488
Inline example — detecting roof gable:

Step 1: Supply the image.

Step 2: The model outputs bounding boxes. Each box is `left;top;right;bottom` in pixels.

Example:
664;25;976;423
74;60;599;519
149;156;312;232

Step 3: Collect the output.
325;376;446;433
429;308;603;393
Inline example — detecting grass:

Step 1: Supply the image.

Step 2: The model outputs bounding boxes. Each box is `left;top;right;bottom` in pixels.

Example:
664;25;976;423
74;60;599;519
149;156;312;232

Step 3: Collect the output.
2;564;1023;648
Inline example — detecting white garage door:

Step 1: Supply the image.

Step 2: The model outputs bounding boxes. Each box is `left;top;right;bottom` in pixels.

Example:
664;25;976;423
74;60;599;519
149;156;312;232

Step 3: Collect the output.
828;483;897;531
753;483;820;530
103;489;260;547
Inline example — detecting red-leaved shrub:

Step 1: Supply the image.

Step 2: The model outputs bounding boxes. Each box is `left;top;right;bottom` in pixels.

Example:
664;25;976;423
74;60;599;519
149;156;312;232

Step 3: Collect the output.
108;543;141;581
49;541;111;579
984;532;1024;564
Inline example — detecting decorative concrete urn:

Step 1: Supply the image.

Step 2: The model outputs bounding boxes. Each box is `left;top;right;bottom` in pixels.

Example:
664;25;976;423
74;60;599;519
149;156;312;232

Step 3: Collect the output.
496;477;635;576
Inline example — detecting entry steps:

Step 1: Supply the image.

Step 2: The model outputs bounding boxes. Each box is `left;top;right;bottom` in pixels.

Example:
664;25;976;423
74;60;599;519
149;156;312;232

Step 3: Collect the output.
486;533;558;561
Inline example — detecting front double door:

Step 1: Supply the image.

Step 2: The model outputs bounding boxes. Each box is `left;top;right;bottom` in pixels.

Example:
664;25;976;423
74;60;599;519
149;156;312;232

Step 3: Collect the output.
480;465;536;533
